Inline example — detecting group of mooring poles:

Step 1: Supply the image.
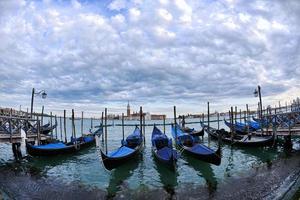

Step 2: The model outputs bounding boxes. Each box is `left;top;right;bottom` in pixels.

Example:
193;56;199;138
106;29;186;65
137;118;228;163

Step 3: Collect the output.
227;104;252;141
173;102;223;148
34;109;101;146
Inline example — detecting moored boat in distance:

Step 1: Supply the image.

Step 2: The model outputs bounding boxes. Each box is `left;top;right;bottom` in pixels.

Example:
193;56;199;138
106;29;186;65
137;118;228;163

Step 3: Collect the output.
201;123;274;147
100;126;143;170
151;125;178;170
180;116;204;140
24;121;57;135
247;120;261;130
171;124;221;166
181;126;204;137
224;120;258;135
180;125;204;143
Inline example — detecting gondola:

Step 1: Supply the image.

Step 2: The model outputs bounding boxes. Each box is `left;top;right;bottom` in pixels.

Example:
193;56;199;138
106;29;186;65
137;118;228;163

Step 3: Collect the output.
100;126;143;170
224;120;257;135
26;134;96;156
151;125;178;170
181;126;204;137
201;123;274;147
247;120;261;130
40;124;57;135
180;126;204;143
171;124;221;165
24;121;57;135
252;117;269;127
180;116;204;138
26;127;102;156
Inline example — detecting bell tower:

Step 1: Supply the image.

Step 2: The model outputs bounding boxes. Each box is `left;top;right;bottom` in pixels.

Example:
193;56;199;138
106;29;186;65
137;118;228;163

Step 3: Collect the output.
127;101;130;117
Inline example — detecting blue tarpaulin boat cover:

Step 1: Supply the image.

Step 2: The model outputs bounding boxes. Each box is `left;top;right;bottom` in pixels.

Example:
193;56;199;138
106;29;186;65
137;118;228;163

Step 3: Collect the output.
188;144;214;155
83;136;94;143
171;124;185;137
126;127;141;140
172;124;195;144
247;121;260;129
157;146;173;160
33;143;67;149
125;127;142;147
108;146;135;158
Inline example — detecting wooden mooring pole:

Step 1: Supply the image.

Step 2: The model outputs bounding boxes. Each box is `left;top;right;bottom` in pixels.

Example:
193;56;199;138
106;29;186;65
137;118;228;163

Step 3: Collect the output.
59;116;63;141
139;106;145;145
105;108;107;154
143;114;146;144
72;109;76;139
230;107;234;142
50;112;53;139
163;115;166;134
234;106;237;124
122;113;124;142
64;110;67;143
81;111;84;136
139;107;142;133
101;111;104;142
55;115;58;139
37;116;41;145
246;104;249;121
217;112;220;130
41;106;44;127
207;102;210;145
9;109;12;143
174;106;177;139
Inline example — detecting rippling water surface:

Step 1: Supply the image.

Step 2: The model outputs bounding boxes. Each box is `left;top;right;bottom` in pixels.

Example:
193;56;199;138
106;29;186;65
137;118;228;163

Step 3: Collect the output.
0;117;282;196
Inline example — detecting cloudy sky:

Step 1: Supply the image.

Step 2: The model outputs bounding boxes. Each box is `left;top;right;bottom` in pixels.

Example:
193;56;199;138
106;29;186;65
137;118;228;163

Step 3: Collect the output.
0;0;299;117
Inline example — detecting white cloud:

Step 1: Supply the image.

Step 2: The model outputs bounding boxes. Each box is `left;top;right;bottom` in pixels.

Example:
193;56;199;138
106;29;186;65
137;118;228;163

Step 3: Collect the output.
71;0;81;9
129;7;141;22
159;0;169;6
111;14;126;26
157;8;173;22
174;0;192;24
154;26;175;40
108;0;126;11
0;0;299;116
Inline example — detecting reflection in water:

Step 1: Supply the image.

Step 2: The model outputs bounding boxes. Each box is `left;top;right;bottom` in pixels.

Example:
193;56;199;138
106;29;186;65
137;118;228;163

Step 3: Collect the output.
239;146;278;166
182;154;218;195
153;155;178;195
225;147;234;177
30;147;94;168
106;153;141;197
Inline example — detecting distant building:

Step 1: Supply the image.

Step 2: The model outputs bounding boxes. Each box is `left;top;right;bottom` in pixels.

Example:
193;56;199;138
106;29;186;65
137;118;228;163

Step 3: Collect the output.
124;102;158;121
150;114;166;120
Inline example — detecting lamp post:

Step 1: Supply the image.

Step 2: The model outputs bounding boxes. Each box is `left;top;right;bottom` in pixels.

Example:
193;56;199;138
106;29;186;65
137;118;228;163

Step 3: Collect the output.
30;88;47;118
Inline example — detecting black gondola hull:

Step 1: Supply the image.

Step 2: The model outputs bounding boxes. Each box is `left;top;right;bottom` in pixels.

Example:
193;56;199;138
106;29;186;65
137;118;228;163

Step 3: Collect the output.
152;148;176;170
100;145;143;170
26;137;96;156
179;145;221;166
204;126;274;147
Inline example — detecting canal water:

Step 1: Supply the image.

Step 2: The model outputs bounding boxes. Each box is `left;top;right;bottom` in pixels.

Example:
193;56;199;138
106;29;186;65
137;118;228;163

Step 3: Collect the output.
0;117;283;197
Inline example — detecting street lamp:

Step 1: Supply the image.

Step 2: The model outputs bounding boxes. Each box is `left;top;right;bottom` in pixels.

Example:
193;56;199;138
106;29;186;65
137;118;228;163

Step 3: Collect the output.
30;88;47;118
